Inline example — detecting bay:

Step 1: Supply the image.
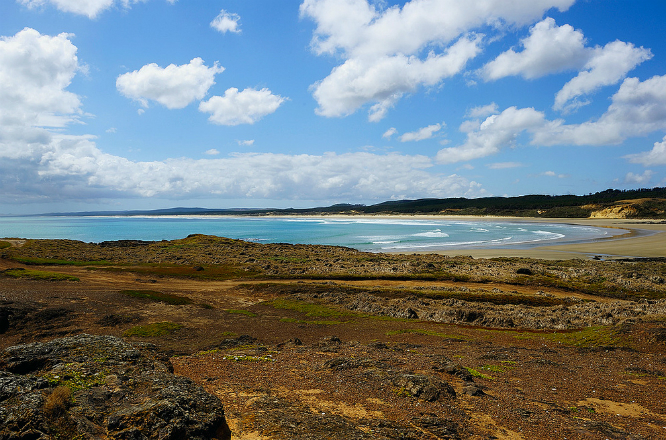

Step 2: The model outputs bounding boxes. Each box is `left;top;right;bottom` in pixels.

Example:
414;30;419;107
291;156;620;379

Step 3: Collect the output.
0;215;624;253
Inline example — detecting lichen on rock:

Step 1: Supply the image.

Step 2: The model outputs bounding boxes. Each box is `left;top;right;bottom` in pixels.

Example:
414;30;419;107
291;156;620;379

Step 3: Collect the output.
0;334;230;440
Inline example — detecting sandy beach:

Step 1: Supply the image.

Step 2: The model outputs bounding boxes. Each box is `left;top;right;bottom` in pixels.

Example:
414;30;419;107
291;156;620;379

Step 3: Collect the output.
423;217;666;260
287;214;666;260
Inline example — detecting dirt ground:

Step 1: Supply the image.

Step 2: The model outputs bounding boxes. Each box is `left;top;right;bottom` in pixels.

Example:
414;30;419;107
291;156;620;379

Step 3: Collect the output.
2;237;666;439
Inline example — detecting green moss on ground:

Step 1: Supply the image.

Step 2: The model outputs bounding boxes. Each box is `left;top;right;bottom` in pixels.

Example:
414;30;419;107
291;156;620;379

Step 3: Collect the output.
123;322;183;337
2;269;79;281
121;290;193;305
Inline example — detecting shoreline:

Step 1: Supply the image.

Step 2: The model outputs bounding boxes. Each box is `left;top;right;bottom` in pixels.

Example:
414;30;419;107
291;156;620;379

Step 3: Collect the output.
262;214;665;259
2;214;664;260
403;217;666;260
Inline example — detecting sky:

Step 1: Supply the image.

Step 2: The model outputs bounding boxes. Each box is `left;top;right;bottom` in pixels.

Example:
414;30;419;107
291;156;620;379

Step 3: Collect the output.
2;0;666;214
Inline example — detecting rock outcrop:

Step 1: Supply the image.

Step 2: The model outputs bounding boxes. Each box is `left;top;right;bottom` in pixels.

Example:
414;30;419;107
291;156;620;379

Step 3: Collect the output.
0;334;230;440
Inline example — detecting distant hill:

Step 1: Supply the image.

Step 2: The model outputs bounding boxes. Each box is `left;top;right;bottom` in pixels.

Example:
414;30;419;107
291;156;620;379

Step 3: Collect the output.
39;187;666;219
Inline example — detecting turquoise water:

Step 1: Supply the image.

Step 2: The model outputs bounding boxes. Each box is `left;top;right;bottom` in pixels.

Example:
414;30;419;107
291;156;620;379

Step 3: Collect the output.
0;215;623;252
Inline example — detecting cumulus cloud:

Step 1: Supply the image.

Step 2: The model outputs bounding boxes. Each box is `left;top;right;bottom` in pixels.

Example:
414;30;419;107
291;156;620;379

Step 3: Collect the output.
199;87;286;126
436;72;666;165
554;41;652;112
481;18;588;80
301;0;575;121
17;0;173;19
436;107;546;163
0;28;82;129
624;136;666;166
116;58;224;109
399;123;443;142
382;127;397;140
624;170;654;185
533;74;666;146
467;103;498;118
237;139;255;147
210;9;241;34
204;149;219;155
2;134;485;202
481;17;652;112
310;35;483;121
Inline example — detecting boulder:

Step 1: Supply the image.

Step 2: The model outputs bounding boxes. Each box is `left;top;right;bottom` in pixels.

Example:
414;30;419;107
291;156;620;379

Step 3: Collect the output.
0;334;230;440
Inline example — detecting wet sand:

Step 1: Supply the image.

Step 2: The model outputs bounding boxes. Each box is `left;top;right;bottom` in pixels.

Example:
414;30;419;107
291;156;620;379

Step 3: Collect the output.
280;214;665;260
424;218;666;260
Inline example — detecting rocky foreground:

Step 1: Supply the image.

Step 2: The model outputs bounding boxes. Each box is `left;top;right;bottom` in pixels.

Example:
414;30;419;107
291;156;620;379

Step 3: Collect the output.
0;334;230;439
1;235;666;439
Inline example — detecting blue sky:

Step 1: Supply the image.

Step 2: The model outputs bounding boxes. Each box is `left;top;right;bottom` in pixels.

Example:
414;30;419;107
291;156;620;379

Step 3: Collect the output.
2;0;666;214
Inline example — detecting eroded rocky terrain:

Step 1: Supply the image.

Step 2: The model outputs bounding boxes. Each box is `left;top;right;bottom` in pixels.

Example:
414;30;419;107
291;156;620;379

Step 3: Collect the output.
1;235;666;439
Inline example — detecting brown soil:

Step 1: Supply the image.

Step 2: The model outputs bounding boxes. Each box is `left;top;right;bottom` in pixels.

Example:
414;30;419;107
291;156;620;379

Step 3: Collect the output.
2;236;666;439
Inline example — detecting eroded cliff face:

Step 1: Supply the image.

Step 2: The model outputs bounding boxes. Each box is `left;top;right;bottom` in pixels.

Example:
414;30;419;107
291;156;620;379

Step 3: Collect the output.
0;334;231;440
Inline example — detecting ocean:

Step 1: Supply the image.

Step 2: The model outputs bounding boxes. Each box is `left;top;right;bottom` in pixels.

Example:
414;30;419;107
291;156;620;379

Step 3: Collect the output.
0;215;625;253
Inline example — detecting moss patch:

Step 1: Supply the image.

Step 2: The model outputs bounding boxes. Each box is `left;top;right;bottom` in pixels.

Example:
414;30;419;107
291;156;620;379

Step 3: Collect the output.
123;321;183;337
2;268;79;281
270;298;353;318
386;328;466;340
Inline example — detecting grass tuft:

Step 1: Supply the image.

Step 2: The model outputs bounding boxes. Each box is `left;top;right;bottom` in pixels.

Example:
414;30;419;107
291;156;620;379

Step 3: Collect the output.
123;321;183;337
2;268;79;281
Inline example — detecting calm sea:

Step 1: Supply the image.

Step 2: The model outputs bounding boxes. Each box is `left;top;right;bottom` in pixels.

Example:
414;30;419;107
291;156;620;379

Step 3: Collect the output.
0;215;625;252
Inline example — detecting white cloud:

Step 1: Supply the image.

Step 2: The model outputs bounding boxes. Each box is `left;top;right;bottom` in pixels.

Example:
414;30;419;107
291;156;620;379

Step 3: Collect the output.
467;102;498;118
199;87;286;126
310;35;483;121
481;17;652;112
399;123;443;142
625;136;666;166
554;41;652;112
436;107;546;163
17;0;173;19
624;170;654;185
481;18;588;80
301;0;575;121
382;127;397;140
237;139;255;147
2;134;486;202
210;9;241;34
533;75;666;146
0;28;82;129
540;170;568;178
488;162;523;169
116;58;223;109
204;149;219;155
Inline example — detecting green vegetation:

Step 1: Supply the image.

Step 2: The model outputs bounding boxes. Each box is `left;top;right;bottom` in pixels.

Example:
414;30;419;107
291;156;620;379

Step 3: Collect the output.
44;367;107;392
515;325;626;348
123;321;183;337
9;257;112;266
0;241;11;249
226;309;257;317
2;268;79;281
465;367;494;381
103;263;260;280
249;187;666;218
270;298;353;318
386;328;466;340
222;354;275;362
120;290;193;305
481;364;510;373
279;317;346;325
243;282;569;307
